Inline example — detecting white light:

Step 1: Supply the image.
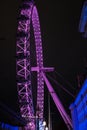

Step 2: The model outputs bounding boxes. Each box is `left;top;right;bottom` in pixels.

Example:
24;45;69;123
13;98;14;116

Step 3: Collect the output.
45;127;48;130
43;121;46;126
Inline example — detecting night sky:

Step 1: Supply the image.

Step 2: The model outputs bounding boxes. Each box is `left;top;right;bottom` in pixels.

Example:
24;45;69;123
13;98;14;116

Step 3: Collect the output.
0;0;87;129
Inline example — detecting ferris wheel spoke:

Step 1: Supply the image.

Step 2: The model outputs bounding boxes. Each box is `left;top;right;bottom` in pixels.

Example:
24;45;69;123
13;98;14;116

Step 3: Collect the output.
16;1;45;130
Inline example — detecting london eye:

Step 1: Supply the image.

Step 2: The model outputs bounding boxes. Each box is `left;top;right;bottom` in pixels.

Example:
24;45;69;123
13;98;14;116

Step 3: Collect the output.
16;0;72;130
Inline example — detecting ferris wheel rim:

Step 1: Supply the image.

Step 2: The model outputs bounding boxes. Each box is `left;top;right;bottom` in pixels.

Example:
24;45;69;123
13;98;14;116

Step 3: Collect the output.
16;1;44;129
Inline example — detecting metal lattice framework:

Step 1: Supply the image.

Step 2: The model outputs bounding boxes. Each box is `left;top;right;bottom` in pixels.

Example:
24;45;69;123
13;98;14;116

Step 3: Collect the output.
16;1;44;129
16;1;73;130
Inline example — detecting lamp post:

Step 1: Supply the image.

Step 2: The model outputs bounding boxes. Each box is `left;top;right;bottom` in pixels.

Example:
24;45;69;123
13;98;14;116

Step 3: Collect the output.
48;92;51;130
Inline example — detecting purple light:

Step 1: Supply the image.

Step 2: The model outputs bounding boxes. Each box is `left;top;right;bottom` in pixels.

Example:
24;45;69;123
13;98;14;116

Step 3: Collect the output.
16;1;73;130
32;6;44;120
16;2;35;130
42;72;72;129
16;1;44;130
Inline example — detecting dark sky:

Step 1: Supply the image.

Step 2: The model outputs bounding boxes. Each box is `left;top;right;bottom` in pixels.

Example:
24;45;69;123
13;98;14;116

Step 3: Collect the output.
0;0;87;129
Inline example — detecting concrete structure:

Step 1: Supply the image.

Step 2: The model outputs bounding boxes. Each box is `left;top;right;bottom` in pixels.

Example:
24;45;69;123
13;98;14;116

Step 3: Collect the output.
70;79;87;130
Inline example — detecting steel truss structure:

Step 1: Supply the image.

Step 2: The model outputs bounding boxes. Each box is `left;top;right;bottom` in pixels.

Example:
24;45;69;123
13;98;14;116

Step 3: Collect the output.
16;0;73;130
16;0;44;129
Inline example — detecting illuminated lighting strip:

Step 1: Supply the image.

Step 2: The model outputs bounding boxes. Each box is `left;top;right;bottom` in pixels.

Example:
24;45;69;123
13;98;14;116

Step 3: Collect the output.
16;2;35;130
42;72;73;129
32;6;44;119
16;1;44;130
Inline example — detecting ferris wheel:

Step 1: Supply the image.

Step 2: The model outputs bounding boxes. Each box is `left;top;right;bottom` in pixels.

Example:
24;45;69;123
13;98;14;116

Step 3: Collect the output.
16;0;44;129
16;0;72;130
